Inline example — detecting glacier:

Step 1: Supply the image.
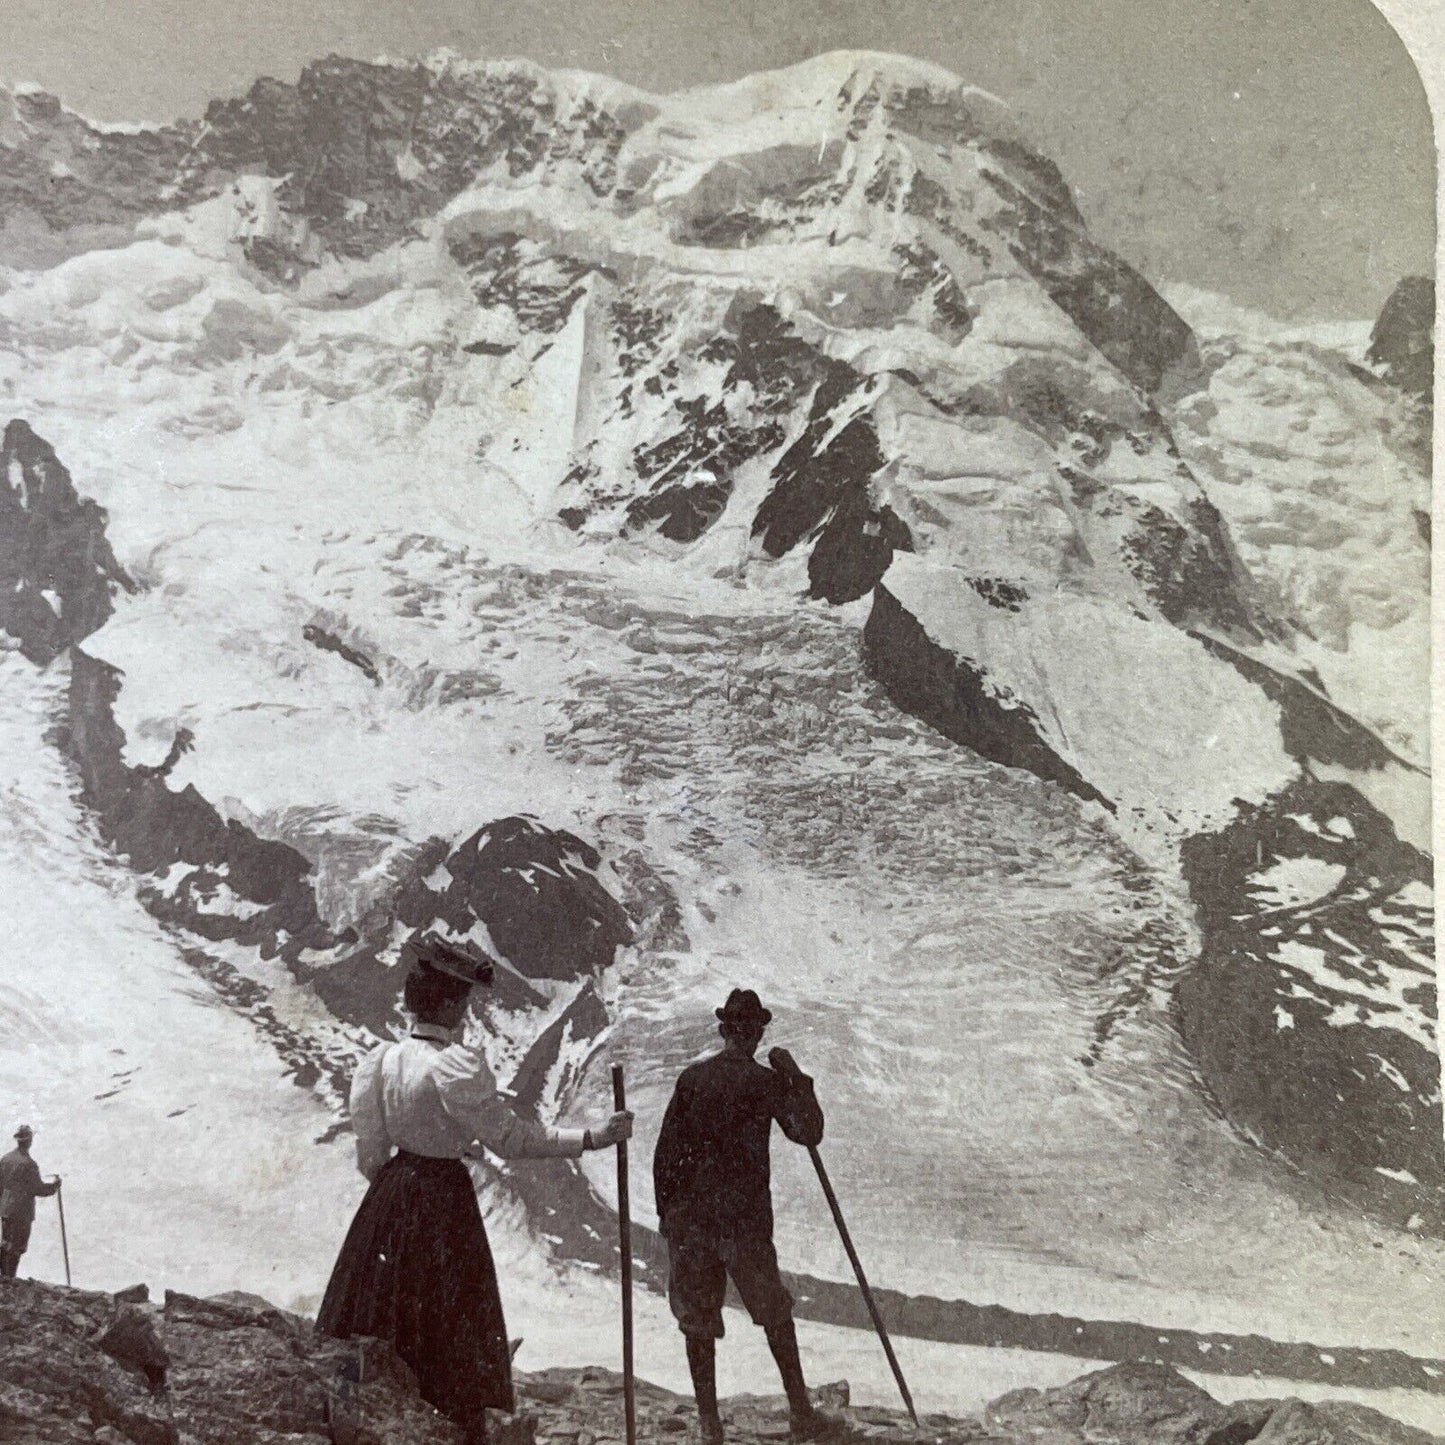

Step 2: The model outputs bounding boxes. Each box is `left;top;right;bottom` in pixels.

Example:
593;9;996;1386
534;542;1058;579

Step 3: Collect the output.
0;45;1438;1425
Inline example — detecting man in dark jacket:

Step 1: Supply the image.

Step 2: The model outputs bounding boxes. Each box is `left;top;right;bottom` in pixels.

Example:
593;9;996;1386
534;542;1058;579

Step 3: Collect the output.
653;990;835;1444
0;1125;60;1278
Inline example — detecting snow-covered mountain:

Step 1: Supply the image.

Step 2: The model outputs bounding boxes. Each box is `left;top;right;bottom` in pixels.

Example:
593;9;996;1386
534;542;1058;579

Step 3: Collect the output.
0;48;1437;1386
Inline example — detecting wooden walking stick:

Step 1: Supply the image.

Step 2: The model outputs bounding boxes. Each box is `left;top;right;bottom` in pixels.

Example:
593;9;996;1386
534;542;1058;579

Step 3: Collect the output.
611;1064;637;1445
807;1146;919;1428
56;1182;71;1287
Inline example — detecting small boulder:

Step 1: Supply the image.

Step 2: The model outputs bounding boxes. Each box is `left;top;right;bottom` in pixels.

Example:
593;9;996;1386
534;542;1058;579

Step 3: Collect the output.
489;1410;539;1445
986;1362;1227;1443
94;1304;169;1393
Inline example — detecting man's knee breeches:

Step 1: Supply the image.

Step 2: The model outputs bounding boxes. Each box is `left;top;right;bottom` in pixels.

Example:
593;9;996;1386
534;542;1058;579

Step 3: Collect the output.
666;1229;794;1339
0;1215;31;1276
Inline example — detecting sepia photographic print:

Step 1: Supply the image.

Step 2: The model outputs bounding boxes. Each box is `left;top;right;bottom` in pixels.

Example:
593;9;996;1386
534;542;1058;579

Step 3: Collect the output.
0;2;1438;1442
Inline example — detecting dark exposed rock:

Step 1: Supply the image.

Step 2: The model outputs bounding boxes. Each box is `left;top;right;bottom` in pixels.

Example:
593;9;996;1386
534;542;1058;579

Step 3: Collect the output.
450;231;600;335
984;1362;1440;1445
182;58;569;274
58;648;332;960
1119;495;1262;639
622;395;772;542
94;1306;169;1393
1368;277;1434;401
979;161;1201;396
0;419;132;664
303;623;383;686
0;91;198;268
753;362;879;558
1178;777;1440;1225
807;497;912;605
890;234;978;344
601;302;828;544
966;578;1028;612
624;475;737;542
397;816;633;982
509;982;610;1115
670;141;847;248
1192;633;1413;773
0;58;644;277
862;585;1110;808
986;1362;1230;1444
749;361;913;599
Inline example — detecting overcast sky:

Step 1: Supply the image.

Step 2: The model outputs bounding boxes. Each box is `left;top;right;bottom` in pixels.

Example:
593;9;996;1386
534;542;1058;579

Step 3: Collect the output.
3;0;1434;319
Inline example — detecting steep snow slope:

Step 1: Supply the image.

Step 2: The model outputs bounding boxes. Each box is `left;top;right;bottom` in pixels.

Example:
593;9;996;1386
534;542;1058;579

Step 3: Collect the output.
0;651;358;1297
0;45;1436;1394
1164;284;1430;772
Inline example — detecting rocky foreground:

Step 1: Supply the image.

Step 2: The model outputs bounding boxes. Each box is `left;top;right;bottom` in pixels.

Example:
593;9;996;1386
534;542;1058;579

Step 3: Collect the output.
0;1279;1437;1445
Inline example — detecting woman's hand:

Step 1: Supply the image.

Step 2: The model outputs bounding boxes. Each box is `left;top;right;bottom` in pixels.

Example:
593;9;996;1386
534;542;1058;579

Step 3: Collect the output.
590;1110;634;1149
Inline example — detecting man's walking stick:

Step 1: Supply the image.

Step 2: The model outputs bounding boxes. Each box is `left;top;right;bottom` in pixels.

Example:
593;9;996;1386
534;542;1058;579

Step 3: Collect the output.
56;1183;71;1287
807;1146;919;1428
611;1065;637;1445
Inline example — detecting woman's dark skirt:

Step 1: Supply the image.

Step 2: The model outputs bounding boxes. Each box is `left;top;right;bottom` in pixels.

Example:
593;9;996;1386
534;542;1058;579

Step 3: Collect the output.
317;1151;514;1421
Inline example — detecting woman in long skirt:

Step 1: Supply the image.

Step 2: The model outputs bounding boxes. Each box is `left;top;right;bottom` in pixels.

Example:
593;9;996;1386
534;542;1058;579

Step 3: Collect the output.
318;931;632;1444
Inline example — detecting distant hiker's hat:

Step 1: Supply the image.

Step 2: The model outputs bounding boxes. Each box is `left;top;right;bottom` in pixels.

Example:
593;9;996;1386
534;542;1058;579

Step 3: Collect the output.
716;988;772;1026
401;930;496;987
13;1124;32;1141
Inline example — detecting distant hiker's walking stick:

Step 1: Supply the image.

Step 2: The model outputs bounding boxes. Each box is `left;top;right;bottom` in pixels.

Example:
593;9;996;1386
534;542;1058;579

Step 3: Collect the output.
56;1182;71;1287
807;1146;919;1427
611;1064;637;1445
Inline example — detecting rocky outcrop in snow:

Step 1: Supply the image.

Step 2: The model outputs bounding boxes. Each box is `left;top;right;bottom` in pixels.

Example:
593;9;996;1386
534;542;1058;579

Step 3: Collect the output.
862;584;1108;805
397;817;633;984
1179;777;1440;1226
1369;276;1434;401
0;419;131;664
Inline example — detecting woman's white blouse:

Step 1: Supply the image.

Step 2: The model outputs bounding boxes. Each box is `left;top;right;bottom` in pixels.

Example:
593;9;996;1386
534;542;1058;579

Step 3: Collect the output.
350;1026;587;1181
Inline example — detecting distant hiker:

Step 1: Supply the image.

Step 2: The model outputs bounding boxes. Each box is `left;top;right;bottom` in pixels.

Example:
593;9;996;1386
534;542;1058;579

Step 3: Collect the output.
653;989;837;1444
0;1124;60;1279
317;931;633;1445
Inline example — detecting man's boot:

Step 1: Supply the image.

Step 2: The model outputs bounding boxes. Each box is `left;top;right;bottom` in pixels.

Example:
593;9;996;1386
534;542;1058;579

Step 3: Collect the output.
686;1335;724;1445
765;1321;840;1441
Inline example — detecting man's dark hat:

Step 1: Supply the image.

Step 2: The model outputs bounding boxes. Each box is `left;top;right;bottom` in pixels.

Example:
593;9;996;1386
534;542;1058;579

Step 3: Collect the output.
716;988;772;1026
401;930;496;987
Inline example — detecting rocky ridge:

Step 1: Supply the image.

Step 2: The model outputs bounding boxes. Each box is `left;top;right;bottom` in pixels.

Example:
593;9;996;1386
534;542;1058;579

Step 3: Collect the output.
1;1277;1438;1445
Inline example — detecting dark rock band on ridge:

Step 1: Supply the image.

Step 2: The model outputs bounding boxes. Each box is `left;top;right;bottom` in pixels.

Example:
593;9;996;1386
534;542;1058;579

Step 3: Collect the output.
313;930;837;1445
